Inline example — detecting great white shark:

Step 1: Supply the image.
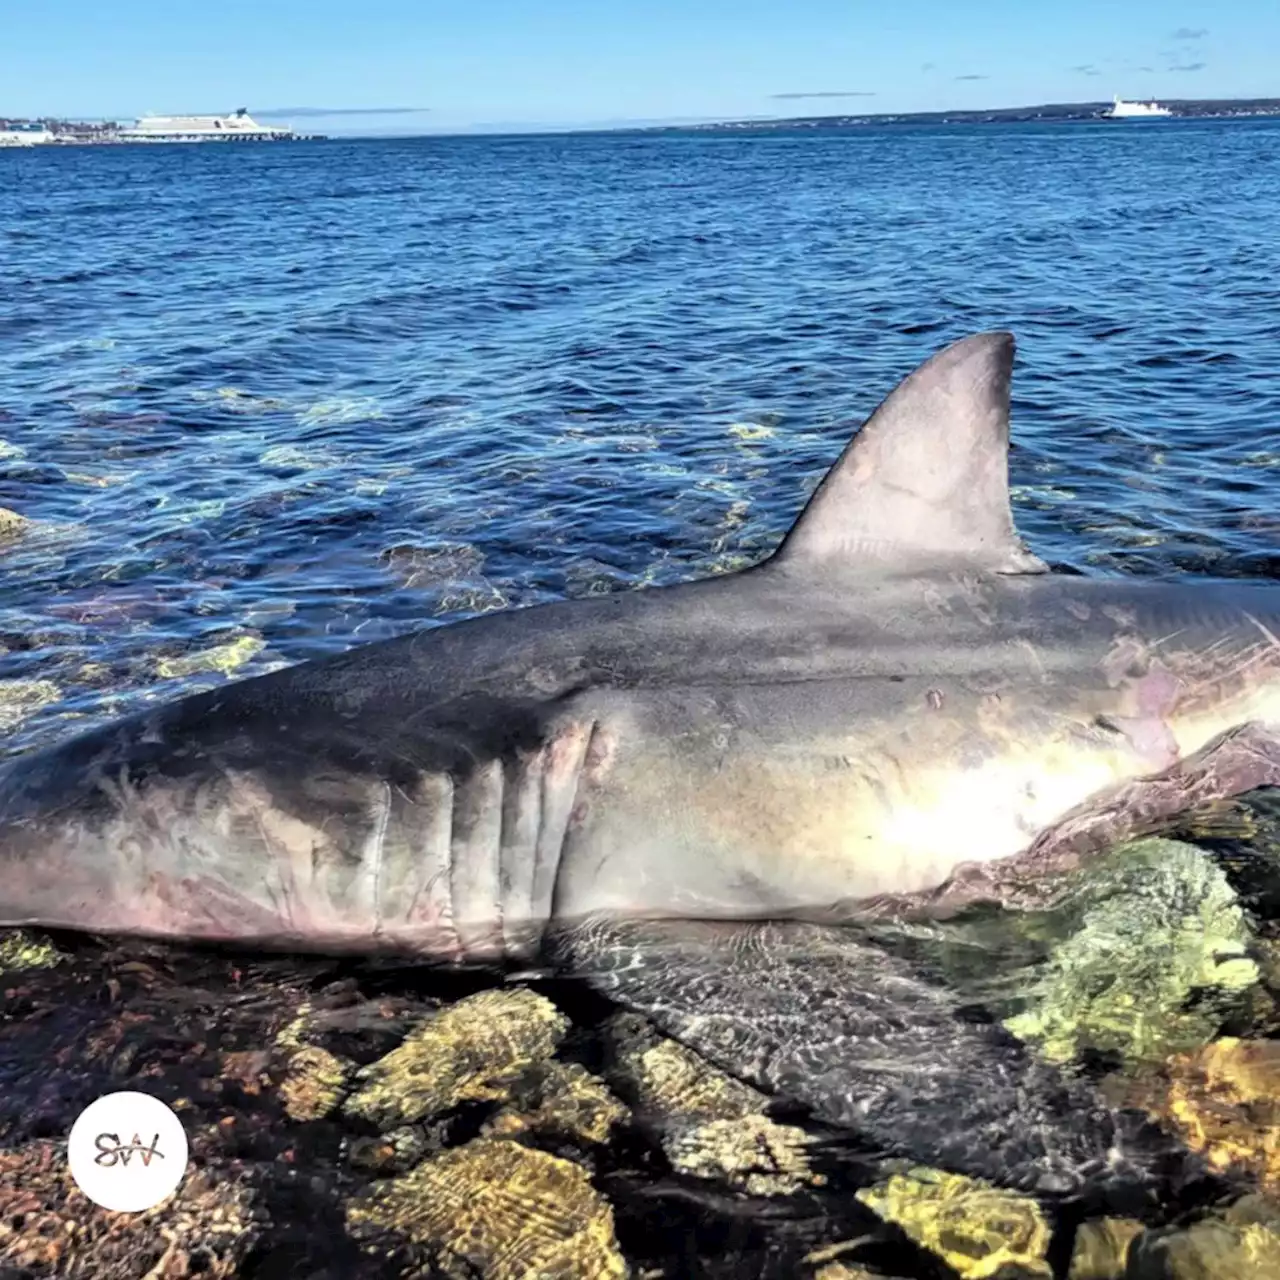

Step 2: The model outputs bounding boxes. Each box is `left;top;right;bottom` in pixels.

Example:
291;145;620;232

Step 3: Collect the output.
2;332;1278;1194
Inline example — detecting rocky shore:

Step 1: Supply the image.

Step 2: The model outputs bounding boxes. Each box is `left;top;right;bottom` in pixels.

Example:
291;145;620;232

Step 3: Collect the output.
2;794;1280;1277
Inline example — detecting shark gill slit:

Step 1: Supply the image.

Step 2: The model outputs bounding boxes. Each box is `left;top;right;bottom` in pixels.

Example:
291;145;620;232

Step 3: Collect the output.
449;757;505;960
540;719;600;946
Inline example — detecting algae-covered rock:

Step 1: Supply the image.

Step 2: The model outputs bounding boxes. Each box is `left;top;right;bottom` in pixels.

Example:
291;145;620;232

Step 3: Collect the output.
605;1012;820;1192
279;1043;352;1121
485;1060;628;1147
0;679;61;732
856;1167;1052;1280
345;988;568;1129
606;1011;767;1123
0;930;64;972
156;634;265;679
1153;1037;1280;1191
1127;1194;1280;1279
666;1113;823;1196
1003;839;1259;1066
1069;1218;1144;1279
345;1137;626;1279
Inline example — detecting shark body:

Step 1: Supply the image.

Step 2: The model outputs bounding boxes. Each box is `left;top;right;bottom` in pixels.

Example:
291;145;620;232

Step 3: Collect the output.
2;333;1277;1192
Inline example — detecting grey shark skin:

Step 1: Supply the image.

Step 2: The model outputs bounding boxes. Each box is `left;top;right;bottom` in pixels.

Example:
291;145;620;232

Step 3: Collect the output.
2;332;1278;1193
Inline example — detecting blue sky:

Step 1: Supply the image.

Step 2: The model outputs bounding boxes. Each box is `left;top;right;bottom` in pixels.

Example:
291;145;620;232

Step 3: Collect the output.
4;0;1272;133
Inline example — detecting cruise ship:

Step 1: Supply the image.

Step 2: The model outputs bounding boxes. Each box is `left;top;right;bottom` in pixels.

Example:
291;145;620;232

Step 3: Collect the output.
1105;96;1173;119
116;108;296;142
0;123;55;146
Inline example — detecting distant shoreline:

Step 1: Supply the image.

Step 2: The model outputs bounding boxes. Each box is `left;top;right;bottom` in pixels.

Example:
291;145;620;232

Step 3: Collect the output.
653;97;1280;133
3;97;1279;143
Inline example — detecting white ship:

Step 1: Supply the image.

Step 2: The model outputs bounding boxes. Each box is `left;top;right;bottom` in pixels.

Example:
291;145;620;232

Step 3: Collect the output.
1105;96;1172;119
116;108;295;142
0;124;55;146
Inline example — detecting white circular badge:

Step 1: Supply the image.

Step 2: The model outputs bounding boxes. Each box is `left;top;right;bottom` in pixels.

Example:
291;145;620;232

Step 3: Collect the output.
67;1091;189;1213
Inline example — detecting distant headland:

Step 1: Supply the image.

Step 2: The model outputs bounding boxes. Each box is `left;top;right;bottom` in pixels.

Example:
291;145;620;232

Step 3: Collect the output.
659;97;1280;132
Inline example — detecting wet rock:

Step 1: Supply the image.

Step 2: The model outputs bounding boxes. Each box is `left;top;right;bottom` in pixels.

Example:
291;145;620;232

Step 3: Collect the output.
345;988;568;1130
606;1011;767;1123
485;1060;628;1147
1147;1037;1280;1191
0;679;61;732
0;506;29;539
0;1143;262;1278
378;540;485;589
280;1044;353;1121
605;1011;819;1192
346;1125;434;1176
1127;1194;1280;1279
0;930;65;972
1069;1218;1144;1279
436;581;509;616
344;1136;626;1279
666;1113;823;1197
855;1167;1052;1279
1004;839;1259;1066
155;634;265;679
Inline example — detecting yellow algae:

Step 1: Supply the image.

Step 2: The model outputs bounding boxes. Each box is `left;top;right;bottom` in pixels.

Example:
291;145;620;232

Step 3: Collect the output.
280;1045;351;1122
728;422;776;440
1155;1038;1280;1191
156;635;265;680
345;989;568;1129
345;1137;626;1279
0;931;64;972
484;1061;628;1147
1003;839;1259;1067
274;1002;313;1050
856;1168;1052;1280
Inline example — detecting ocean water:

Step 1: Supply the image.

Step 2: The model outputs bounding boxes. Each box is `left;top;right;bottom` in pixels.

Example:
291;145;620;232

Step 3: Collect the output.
1;120;1278;753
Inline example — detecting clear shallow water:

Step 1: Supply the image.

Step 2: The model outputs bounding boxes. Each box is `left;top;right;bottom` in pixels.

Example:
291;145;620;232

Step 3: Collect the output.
1;120;1278;753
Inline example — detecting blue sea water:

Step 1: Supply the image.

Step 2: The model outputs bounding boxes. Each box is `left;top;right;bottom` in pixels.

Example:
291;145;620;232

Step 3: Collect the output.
1;120;1278;754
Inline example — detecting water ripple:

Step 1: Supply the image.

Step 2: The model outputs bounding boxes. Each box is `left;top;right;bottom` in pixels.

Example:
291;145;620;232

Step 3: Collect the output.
1;120;1278;749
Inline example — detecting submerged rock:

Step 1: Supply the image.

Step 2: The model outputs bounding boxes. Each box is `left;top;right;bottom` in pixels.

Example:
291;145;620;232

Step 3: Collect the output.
1128;1194;1280;1279
155;634;265;679
345;988;568;1129
1068;1217;1144;1279
485;1060;628;1147
279;1043;353;1121
0;506;29;539
0;1141;262;1278
855;1167;1052;1280
606;1011;767;1123
605;1011;821;1193
344;1137;626;1279
0;679;61;732
665;1113;822;1197
1003;838;1259;1066
1151;1037;1280;1192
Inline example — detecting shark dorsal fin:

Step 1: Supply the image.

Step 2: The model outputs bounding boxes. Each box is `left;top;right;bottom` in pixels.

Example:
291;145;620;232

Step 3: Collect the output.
774;332;1046;574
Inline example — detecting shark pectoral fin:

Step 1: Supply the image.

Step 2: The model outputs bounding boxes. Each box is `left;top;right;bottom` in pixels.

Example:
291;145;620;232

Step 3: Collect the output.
773;332;1046;575
549;917;1131;1196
